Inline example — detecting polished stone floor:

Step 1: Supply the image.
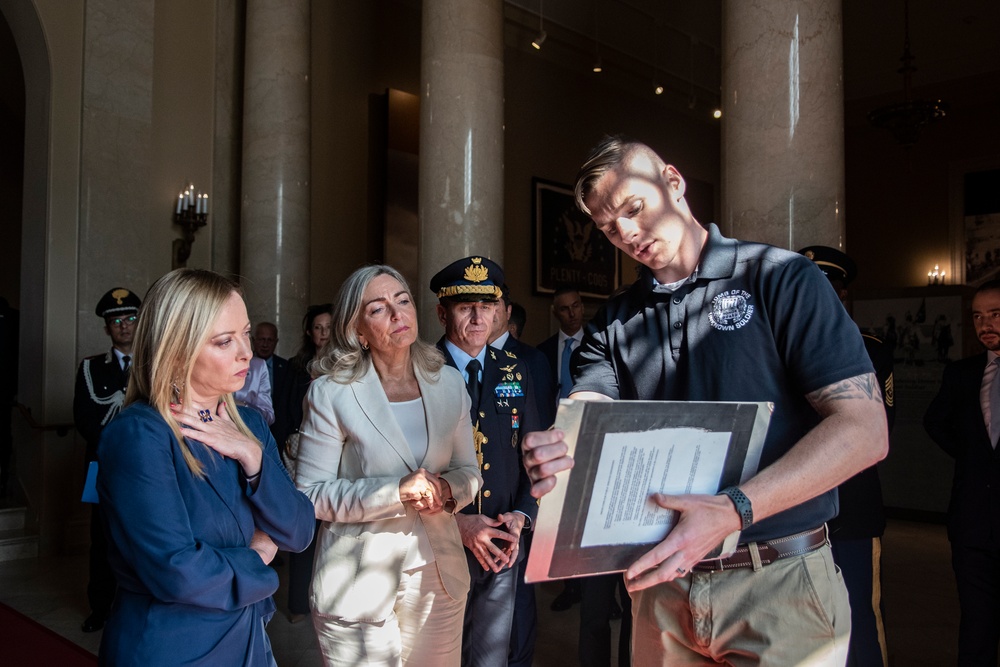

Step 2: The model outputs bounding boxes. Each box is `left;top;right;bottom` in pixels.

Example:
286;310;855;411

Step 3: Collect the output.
0;519;959;666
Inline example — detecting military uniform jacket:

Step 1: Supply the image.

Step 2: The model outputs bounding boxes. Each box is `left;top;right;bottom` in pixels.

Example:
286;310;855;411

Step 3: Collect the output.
500;335;556;429
438;340;539;523
830;333;895;540
74;348;129;461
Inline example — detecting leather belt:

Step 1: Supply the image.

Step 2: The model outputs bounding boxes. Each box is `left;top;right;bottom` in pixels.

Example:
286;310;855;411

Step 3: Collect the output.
693;525;829;573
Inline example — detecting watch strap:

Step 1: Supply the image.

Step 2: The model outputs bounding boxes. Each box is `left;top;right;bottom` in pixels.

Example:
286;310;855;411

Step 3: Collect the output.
718;486;753;530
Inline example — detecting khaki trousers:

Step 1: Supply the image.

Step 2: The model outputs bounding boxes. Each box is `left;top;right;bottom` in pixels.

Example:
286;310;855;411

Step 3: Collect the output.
312;561;465;666
631;544;851;666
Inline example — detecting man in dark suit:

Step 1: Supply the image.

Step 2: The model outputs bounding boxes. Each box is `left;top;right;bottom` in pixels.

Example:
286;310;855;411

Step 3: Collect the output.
253;321;293;453
537;287;585;405
802;246;895;667
431;256;540;667
73;286;141;632
508;302;527;340
489;286;553;667
925;278;1000;667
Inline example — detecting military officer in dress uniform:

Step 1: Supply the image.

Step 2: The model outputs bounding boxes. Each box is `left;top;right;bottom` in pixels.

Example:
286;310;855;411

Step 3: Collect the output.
431;256;540;667
73;286;142;633
801;246;895;667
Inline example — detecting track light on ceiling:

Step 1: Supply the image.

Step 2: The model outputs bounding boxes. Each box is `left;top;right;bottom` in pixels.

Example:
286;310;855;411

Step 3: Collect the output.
593;58;602;73
532;0;545;49
654;84;664;95
713;108;723;119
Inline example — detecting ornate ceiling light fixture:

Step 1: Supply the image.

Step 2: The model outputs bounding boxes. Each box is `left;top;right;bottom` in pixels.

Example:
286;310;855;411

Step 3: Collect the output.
867;0;947;147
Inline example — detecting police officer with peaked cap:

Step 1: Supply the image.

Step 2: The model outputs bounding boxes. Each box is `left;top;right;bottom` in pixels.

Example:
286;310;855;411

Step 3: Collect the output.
73;287;142;633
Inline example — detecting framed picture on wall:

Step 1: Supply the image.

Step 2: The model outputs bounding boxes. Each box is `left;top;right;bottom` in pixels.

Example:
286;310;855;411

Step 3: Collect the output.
532;178;619;298
950;158;1000;286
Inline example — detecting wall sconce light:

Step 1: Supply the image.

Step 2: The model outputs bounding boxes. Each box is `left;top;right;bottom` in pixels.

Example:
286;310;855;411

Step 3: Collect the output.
173;182;209;269
928;264;946;285
713;108;723;119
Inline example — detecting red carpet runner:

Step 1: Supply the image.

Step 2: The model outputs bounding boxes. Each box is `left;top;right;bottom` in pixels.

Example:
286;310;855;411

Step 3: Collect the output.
0;603;98;666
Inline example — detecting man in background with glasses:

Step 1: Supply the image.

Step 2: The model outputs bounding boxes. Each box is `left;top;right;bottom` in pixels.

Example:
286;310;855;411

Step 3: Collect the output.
73;287;141;633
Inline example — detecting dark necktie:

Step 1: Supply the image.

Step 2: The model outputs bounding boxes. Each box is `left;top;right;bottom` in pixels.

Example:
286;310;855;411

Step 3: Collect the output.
466;358;482;407
122;355;131;373
990;358;1000;448
559;339;575;399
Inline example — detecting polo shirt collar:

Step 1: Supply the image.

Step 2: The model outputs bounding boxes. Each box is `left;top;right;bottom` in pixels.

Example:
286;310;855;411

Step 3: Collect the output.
696;223;738;281
636;223;735;297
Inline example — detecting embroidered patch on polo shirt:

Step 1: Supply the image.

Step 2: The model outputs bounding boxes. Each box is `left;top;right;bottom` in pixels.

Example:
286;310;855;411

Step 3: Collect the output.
708;290;754;331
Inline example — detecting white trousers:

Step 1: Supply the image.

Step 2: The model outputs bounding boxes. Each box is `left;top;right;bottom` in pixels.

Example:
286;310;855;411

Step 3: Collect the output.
312;561;465;667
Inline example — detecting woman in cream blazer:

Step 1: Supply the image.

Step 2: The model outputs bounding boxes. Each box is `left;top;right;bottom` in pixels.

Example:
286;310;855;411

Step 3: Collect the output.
294;265;481;667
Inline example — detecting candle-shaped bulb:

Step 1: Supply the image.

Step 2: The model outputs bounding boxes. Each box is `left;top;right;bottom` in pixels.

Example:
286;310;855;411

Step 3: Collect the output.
176;194;183;215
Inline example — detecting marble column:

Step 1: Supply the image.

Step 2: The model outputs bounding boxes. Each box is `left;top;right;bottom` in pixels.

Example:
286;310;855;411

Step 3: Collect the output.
721;0;845;251
240;0;310;355
417;0;505;334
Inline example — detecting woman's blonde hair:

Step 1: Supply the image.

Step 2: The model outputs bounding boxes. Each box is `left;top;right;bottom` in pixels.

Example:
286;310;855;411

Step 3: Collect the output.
313;264;444;383
125;268;260;477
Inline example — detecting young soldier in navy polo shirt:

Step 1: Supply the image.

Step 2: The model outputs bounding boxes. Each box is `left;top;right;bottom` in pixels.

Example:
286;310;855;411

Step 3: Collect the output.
523;136;888;666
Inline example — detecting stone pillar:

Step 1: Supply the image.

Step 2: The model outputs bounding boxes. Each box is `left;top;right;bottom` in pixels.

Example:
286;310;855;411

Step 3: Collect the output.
240;0;310;355
417;0;505;334
721;0;845;251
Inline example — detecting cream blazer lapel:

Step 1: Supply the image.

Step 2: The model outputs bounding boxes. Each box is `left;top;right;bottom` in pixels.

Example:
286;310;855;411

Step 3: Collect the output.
350;364;419;471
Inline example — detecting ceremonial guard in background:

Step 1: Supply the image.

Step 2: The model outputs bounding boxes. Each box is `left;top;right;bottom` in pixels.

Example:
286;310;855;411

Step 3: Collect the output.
801;246;895;667
73;287;142;633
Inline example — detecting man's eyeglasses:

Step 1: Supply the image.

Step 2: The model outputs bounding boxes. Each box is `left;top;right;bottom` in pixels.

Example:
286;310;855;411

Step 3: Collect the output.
107;315;137;328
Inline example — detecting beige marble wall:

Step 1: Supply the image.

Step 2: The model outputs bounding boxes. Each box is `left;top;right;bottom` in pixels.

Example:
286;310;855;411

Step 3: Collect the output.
77;0;156;357
721;0;845;251
151;0;216;273
240;0;311;348
417;0;505;333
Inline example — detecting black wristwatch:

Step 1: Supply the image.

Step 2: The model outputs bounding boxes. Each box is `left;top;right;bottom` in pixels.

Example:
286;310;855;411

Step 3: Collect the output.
718;486;754;530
